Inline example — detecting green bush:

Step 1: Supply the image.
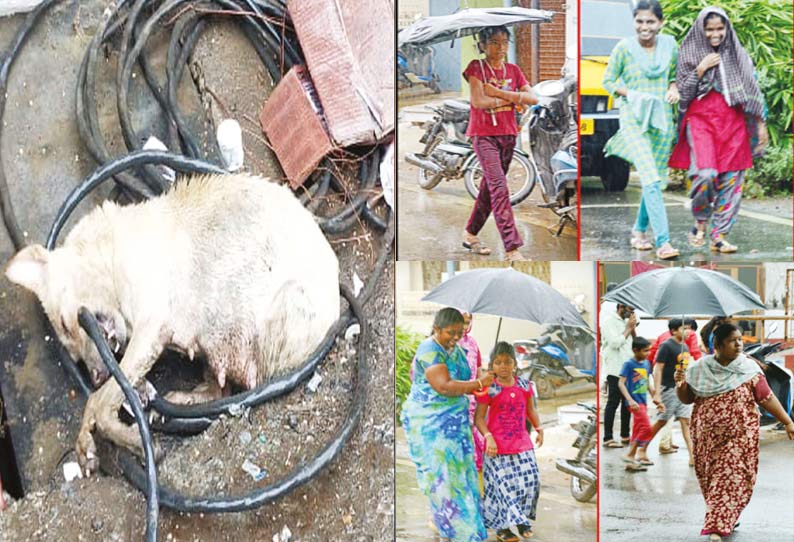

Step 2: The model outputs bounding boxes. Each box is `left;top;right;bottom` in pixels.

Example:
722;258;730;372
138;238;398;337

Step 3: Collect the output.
745;145;794;196
396;325;424;422
661;0;793;147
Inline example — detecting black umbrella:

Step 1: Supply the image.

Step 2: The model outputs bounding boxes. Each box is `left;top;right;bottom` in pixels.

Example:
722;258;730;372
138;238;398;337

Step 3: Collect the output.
398;7;553;47
422;267;589;342
601;266;764;317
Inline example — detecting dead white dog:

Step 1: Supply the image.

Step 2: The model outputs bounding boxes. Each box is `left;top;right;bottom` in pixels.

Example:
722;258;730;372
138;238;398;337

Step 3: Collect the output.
5;173;339;473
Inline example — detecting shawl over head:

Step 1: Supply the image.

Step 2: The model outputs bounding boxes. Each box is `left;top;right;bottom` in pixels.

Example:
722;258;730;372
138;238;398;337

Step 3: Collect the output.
676;6;764;118
686;353;761;398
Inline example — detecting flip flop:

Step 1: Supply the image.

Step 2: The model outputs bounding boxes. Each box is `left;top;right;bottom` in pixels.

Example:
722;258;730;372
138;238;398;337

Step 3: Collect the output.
625;463;648;472
631;234;653;251
656;243;680;260
496;528;520;542
604;440;624;448
658;447;678;454
637;458;654;465
710;235;737;253
517;524;534;539
621;456;637;464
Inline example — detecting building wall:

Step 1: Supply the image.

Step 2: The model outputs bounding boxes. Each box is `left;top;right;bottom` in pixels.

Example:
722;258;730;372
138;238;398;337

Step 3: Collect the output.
398;0;429;28
515;0;568;83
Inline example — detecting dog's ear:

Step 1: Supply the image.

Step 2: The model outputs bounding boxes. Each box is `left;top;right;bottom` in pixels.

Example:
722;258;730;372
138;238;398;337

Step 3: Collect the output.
5;244;49;296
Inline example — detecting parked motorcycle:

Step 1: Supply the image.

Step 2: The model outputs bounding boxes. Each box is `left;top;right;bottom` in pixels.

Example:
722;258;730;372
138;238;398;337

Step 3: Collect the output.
406;99;536;205
514;325;596;399
545;127;578;236
555;402;597;503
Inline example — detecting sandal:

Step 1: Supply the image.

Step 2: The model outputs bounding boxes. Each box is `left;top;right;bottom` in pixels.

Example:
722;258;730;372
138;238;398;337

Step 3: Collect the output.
708;534;722;542
496;528;520;542
517;524;533;538
603;440;624;448
630;232;653;251
506;249;527;262
658;447;678;454
462;240;492;255
687;225;706;248
621;437;630;444
656;242;680;260
710;235;737;253
637;458;654;465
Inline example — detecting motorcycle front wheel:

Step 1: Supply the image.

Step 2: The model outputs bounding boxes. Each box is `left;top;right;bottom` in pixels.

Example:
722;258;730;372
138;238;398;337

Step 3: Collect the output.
571;439;596;503
417;165;444;190
464;152;537;206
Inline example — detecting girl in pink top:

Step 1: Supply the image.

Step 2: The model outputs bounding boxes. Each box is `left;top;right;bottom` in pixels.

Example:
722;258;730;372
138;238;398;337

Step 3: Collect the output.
475;342;543;542
462;26;537;262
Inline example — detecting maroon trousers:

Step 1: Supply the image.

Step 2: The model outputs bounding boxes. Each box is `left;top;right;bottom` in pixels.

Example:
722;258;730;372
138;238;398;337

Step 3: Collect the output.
466;135;524;252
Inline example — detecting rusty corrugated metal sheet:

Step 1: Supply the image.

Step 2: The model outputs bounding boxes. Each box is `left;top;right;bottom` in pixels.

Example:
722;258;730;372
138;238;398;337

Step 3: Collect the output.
287;0;394;147
259;66;334;188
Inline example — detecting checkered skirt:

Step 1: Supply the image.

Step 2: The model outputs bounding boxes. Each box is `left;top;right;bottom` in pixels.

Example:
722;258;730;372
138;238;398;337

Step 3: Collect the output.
482;449;540;529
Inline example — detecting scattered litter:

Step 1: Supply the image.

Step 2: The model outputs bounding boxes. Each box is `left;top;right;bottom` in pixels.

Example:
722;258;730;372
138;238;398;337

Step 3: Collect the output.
239;430;252;445
63;461;83;482
342;513;353;526
258;433;267;444
307;371;323;393
345;323;360;341
143;136;176;183
279;525;292;542
228;403;244;417
217;119;244;171
241;459;267;481
353;272;364;296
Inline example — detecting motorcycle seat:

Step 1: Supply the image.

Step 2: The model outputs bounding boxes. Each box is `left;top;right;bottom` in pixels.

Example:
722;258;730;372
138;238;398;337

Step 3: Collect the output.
443;99;470;112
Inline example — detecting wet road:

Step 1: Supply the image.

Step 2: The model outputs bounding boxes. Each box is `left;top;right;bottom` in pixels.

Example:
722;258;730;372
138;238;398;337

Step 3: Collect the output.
397;391;596;542
600;417;794;542
580;176;793;262
397;106;577;262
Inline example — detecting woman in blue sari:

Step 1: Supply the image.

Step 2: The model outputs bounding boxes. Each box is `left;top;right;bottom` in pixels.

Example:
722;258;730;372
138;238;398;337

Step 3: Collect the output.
401;308;495;541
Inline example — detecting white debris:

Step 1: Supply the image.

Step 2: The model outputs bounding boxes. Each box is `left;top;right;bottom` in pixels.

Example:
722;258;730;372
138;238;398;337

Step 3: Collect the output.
241;459;267;481
353;273;364;297
280;525;292;542
344;323;361;342
379;140;394;210
143;136;176;183
306;371;323;393
217;119;244;171
63;461;83;482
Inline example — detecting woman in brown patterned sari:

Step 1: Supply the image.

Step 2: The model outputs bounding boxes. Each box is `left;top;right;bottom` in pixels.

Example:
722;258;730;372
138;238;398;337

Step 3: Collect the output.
675;323;794;542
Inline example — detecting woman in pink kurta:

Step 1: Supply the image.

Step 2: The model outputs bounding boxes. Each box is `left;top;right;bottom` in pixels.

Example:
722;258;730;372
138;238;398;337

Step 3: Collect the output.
675;324;794;542
669;6;767;253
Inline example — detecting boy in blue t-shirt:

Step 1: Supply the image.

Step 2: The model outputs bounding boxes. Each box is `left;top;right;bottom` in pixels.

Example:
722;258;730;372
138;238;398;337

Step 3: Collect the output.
618;337;665;471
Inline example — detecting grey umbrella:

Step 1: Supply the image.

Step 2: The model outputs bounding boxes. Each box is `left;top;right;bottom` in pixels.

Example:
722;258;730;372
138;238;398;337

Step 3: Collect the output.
398;7;553;47
422;267;588;338
601;266;764;317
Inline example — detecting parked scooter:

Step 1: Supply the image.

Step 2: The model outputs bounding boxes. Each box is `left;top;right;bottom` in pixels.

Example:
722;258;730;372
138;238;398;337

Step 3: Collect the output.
746;344;793;424
545;126;578;235
555;402;597;503
398;45;441;93
514;326;595;400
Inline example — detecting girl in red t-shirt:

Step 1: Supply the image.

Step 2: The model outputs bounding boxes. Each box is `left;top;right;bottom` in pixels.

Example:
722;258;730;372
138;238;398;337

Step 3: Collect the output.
462;27;537;262
475;342;543;542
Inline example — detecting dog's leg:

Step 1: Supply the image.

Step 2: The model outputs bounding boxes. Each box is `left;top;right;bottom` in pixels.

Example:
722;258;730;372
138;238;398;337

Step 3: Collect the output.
77;322;165;475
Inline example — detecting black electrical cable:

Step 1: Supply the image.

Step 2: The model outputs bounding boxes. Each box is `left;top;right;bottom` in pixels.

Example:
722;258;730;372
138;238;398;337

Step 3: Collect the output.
79;308;159;542
118;283;368;513
46;150;226;250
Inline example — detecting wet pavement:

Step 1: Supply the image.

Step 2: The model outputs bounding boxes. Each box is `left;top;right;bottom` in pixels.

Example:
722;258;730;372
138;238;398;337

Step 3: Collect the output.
397;391;596;542
600;409;794;542
580;176;793;262
397;104;577;262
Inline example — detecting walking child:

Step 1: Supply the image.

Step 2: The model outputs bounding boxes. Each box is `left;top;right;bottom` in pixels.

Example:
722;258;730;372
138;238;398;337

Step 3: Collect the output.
475;342;543;541
618;337;665;471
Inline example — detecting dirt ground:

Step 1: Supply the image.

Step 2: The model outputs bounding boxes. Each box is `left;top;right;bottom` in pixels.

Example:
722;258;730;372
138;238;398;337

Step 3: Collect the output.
0;2;394;541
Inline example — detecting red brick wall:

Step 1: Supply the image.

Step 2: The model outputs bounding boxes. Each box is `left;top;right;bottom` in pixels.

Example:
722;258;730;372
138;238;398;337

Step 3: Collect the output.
515;0;567;84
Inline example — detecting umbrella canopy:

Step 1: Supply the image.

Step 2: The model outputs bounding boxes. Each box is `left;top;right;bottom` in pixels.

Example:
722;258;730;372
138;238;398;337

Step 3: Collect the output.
422;267;588;328
601;267;765;317
398;7;553;47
